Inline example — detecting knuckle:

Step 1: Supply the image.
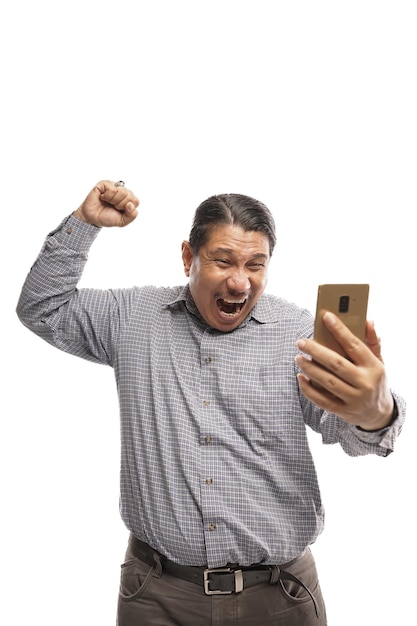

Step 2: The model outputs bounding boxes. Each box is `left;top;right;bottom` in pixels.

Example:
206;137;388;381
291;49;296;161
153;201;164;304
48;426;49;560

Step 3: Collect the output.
345;336;362;357
328;354;346;374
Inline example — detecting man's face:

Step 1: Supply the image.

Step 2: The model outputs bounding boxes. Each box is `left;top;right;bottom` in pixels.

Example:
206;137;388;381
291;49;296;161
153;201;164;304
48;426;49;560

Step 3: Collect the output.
181;223;270;332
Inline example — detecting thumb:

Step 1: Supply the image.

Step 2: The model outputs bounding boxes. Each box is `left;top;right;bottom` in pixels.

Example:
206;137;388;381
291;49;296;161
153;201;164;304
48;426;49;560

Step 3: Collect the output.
120;201;138;226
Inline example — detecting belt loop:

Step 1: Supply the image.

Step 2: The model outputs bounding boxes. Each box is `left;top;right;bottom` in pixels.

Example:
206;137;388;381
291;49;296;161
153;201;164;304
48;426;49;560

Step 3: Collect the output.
152;553;163;579
234;569;244;593
269;565;280;585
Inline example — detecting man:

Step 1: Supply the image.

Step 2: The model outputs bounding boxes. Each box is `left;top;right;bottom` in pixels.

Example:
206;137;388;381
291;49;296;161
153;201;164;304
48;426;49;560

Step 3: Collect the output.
17;180;405;625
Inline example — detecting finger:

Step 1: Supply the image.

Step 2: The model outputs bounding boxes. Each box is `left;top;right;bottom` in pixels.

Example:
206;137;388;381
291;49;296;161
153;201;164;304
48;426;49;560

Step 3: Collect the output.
99;182;139;210
100;187;131;208
295;350;358;392
319;312;373;365
296;363;370;420
118;201;139;226
296;372;349;415
365;320;384;362
93;180;123;199
297;333;362;378
93;180;138;208
93;181;139;227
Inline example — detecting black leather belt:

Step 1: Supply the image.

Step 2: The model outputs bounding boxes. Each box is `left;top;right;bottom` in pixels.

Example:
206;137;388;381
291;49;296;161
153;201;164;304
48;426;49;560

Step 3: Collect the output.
128;535;319;618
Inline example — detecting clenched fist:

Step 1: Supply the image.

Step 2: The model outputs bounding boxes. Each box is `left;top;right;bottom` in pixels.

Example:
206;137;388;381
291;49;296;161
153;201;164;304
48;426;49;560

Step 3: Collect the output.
73;180;139;227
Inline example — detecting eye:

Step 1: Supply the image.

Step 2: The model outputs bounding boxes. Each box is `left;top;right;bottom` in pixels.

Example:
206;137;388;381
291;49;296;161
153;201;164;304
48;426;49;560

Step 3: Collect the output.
248;262;265;270
215;258;231;266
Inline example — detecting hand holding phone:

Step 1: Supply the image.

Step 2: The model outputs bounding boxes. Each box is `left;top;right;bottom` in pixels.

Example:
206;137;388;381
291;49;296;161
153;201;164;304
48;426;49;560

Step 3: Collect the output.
297;285;395;430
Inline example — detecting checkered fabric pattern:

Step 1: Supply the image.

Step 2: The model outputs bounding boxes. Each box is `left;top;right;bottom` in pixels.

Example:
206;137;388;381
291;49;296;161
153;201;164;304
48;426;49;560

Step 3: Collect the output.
17;215;405;568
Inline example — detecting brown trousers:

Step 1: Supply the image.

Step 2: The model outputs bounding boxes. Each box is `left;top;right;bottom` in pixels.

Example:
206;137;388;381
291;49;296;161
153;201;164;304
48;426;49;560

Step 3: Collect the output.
117;537;327;626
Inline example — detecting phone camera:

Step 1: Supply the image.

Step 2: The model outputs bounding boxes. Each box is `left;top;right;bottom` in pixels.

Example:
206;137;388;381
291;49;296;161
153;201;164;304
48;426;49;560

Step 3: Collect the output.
339;295;350;313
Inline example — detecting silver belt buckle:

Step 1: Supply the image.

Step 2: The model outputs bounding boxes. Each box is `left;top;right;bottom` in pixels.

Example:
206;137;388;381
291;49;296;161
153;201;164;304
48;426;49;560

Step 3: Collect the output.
203;567;244;595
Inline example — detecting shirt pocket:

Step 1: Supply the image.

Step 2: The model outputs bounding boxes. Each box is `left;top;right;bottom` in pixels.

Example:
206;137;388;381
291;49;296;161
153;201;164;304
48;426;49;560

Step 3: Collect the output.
225;360;300;439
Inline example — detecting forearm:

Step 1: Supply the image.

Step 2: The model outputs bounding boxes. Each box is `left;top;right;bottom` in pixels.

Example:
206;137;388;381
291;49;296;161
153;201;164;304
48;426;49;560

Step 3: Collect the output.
16;214;101;343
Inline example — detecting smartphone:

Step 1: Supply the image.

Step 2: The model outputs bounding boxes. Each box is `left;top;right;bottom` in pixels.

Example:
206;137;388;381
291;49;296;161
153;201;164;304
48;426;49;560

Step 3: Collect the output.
313;284;369;356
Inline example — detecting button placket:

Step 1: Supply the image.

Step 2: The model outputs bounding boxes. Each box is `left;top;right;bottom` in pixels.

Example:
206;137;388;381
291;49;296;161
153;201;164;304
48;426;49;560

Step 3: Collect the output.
199;333;221;549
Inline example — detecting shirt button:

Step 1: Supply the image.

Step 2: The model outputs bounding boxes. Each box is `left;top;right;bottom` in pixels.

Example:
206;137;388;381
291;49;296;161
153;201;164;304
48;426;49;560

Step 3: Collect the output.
205;357;212;364
206;478;213;485
203;400;210;406
66;227;73;234
208;523;216;531
205;435;212;444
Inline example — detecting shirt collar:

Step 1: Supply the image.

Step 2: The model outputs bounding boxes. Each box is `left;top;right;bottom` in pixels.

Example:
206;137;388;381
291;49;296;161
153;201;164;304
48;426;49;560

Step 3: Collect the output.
165;285;280;326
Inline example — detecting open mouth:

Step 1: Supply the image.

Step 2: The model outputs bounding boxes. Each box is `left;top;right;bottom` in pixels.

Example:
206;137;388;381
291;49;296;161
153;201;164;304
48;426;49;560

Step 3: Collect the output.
216;297;247;317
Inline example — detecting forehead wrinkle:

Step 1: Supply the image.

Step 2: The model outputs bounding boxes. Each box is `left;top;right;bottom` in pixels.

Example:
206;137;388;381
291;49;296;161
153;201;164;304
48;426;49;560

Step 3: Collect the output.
209;246;269;261
211;247;234;255
204;225;270;262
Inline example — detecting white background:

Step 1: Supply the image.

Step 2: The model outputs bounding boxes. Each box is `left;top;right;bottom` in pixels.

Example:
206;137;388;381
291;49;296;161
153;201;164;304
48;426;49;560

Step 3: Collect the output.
1;1;415;624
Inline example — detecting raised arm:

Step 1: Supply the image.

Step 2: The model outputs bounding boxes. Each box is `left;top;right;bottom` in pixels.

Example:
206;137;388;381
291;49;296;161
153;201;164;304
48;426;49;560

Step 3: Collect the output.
16;180;140;364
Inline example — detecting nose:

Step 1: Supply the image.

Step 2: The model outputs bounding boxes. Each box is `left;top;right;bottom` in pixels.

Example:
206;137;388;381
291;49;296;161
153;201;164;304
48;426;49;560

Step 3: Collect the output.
226;269;251;293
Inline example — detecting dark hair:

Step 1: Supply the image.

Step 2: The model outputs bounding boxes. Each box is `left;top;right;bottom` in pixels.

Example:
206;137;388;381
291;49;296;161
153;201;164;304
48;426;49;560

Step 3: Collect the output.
188;194;276;255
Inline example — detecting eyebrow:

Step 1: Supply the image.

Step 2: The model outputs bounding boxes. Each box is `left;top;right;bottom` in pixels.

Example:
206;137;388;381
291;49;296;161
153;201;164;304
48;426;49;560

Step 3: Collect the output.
210;247;269;260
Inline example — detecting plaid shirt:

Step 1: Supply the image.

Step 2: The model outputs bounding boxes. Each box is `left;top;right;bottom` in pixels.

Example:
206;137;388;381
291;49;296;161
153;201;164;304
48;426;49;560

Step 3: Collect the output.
17;215;405;568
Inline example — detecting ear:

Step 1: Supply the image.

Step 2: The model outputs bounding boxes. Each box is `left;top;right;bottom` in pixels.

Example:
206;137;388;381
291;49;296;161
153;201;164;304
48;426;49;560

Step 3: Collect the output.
181;241;193;277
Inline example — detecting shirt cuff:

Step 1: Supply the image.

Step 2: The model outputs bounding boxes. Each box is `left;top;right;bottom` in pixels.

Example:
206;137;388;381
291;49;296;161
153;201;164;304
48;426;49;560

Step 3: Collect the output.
47;214;101;254
352;394;405;448
352;424;391;444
